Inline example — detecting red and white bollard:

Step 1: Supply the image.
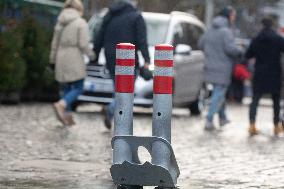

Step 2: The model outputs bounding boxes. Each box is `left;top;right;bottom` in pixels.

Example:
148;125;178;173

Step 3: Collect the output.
113;43;136;164
111;43;179;189
152;44;174;170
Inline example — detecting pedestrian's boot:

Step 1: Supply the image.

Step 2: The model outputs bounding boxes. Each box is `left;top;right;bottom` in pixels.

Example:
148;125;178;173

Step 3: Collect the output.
53;101;67;125
205;121;215;131
64;113;75;126
274;123;283;137
101;107;112;130
248;123;258;136
219;119;231;127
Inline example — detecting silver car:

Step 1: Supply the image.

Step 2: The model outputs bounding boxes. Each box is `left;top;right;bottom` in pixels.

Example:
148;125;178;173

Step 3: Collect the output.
77;11;206;115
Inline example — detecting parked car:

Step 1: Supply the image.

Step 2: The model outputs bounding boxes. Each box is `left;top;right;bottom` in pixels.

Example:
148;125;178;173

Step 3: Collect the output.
76;11;206;115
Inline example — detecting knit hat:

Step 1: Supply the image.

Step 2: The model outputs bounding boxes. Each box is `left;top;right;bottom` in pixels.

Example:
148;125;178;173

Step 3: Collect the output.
218;6;235;20
261;16;274;28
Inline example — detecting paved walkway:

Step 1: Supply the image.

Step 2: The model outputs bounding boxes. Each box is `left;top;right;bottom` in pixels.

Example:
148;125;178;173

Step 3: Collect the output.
0;103;283;189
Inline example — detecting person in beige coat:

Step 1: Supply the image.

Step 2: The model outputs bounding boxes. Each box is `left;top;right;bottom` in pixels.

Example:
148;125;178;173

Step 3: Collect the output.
50;0;95;126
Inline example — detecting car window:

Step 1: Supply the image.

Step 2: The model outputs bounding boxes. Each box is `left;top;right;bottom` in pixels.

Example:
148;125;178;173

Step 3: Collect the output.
89;15;104;41
90;12;170;46
145;17;169;46
88;9;109;41
189;24;203;50
172;23;185;49
181;23;203;50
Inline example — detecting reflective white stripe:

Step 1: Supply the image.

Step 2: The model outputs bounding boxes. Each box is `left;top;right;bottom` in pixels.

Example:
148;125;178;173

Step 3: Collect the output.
154;67;173;77
115;66;135;75
116;49;135;59
155;50;173;61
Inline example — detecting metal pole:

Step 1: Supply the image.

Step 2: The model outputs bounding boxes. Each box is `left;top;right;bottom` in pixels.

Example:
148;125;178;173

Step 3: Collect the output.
82;0;90;17
205;0;214;27
152;44;174;170
113;43;135;165
92;0;97;14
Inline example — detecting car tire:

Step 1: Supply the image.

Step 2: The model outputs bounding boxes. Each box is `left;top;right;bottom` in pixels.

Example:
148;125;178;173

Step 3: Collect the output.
189;101;201;116
189;85;208;116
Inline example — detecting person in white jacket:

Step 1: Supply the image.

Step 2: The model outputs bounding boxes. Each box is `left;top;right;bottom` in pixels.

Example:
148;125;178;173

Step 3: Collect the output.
50;0;95;126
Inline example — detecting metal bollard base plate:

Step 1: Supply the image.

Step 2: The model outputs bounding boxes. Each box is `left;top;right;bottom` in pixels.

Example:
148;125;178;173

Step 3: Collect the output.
111;136;180;188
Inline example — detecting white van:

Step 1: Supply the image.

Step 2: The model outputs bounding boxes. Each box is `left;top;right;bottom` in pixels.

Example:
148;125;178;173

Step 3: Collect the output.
77;11;206;115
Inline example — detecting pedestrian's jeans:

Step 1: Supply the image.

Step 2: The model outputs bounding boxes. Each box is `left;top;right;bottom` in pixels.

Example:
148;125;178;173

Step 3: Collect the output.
207;84;228;122
60;79;84;112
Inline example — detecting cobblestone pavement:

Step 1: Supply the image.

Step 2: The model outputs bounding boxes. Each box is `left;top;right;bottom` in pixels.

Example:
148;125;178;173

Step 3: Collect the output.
0;103;284;189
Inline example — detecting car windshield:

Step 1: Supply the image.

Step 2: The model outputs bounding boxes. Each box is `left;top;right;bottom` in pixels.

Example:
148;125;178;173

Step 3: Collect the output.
90;12;170;46
145;16;170;46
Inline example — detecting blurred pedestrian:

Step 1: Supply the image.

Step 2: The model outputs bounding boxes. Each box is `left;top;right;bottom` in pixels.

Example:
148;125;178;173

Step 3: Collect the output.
50;0;95;126
246;16;284;136
199;6;243;131
94;0;150;130
228;59;252;103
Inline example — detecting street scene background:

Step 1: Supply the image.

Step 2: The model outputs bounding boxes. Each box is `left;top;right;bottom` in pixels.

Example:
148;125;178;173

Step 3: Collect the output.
1;0;284;189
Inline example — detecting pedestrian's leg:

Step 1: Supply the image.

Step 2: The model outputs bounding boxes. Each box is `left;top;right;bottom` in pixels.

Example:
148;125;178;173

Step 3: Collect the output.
206;85;227;130
63;79;84;112
107;98;115;120
218;102;226;120
207;85;227;121
249;93;262;124
101;96;114;130
216;86;229;126
61;79;84;126
102;77;115;130
272;93;280;125
282;107;284;130
60;83;70;100
272;93;282;136
219;102;230;126
58;83;70;106
53;83;71;125
248;93;262;136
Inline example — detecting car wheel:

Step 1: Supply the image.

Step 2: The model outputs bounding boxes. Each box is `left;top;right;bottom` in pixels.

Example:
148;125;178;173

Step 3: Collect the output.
189;101;201;116
189;86;207;116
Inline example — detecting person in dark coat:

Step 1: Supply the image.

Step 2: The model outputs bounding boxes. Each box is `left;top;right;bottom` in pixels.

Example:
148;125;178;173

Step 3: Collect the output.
246;16;284;136
94;0;150;129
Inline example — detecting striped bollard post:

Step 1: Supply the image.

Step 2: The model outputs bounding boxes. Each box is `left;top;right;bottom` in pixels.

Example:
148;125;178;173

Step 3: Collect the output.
113;43;135;165
152;44;174;170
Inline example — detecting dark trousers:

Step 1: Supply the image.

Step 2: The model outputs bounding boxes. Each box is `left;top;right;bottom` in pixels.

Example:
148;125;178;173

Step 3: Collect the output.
249;92;280;125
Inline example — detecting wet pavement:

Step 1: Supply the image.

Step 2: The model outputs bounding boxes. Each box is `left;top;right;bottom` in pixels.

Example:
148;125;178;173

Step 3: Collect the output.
0;103;284;189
